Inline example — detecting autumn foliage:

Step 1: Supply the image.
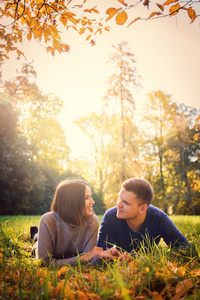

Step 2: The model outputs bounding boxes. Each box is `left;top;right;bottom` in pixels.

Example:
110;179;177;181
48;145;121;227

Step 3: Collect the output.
1;216;200;299
0;0;199;62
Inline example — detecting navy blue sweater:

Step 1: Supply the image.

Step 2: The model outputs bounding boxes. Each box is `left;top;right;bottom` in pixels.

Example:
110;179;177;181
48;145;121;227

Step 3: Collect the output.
97;205;189;252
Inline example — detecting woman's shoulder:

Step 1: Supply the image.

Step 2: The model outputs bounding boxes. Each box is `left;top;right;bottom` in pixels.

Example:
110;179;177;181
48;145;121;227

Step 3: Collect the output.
85;213;99;228
40;211;60;224
93;213;99;225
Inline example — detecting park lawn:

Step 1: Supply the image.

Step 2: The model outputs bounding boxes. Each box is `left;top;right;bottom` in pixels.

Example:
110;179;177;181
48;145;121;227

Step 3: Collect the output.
0;215;200;299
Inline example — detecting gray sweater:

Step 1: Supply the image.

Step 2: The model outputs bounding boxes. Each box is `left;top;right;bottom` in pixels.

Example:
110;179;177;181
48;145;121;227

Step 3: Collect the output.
36;211;99;267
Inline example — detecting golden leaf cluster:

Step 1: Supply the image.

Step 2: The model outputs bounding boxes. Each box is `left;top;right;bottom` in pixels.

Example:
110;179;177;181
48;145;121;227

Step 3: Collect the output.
0;0;199;62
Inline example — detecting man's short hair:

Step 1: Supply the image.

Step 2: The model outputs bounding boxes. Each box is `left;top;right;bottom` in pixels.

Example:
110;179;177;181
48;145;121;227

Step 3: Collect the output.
121;178;154;205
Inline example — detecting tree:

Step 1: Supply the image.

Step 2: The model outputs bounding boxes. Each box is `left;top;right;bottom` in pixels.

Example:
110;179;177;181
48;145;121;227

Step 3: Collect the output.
103;41;141;181
167;104;200;215
141;92;200;215
2;63;70;171
1;0;199;63
0;101;46;215
75;112;110;192
0;63;72;214
75;111;141;208
141;91;175;212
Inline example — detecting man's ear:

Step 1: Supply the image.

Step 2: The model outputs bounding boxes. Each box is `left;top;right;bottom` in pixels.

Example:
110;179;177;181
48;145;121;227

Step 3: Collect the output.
140;203;148;214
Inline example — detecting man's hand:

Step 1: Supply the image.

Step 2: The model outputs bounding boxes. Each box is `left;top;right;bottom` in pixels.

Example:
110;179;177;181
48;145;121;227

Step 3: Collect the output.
98;247;121;260
99;247;132;262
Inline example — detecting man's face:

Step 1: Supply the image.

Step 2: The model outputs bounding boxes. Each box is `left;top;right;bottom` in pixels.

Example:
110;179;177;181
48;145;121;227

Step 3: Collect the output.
116;187;144;220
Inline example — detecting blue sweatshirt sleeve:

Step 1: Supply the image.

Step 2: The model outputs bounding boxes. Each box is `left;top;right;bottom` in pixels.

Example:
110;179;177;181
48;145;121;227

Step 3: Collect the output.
160;214;189;248
97;209;116;250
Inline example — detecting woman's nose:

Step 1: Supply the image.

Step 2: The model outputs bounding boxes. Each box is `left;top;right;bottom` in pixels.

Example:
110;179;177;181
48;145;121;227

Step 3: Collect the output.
90;197;95;204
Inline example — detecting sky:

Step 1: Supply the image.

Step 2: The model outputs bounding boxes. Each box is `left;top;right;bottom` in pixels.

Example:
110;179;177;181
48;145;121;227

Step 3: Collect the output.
2;3;200;159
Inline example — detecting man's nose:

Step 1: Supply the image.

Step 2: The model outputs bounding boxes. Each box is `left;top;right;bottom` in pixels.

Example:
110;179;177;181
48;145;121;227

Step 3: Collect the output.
117;198;122;207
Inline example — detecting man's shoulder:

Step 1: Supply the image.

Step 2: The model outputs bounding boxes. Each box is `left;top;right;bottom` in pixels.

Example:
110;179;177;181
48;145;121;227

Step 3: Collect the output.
104;206;117;216
102;206;118;222
147;205;167;218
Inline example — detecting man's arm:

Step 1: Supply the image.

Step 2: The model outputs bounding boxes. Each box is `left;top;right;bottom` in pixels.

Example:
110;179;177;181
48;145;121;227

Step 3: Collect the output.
161;215;189;248
97;210;116;250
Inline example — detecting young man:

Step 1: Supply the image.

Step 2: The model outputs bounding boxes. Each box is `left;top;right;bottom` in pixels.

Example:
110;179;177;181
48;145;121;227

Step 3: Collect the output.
97;178;189;253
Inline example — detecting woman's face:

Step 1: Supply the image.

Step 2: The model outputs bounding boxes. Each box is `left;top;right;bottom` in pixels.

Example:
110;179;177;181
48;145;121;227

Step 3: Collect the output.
84;185;95;216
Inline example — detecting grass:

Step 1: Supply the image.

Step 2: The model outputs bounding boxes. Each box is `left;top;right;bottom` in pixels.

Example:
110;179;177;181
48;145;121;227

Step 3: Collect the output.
0;215;200;299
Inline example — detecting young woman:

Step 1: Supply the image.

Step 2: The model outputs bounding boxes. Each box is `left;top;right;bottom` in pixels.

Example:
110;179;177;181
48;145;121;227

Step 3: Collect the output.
31;179;104;267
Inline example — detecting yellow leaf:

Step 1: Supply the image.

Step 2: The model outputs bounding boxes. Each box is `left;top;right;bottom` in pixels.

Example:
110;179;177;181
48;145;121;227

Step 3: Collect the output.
60;15;68;26
190;269;200;276
43;30;50;42
156;3;164;11
40;5;46;14
57;266;69;277
69;17;77;25
20;17;26;25
104;26;110;31
116;11;128;25
76;290;88;300
188;7;196;22
148;12;162;19
60;44;70;52
175;266;186;277
46;46;53;53
86;34;91;40
62;284;75;299
79;27;85;35
52;31;61;40
106;7;116;14
106;8;121;21
118;0;128;6
4;54;9;60
53;38;61;51
46;5;53;14
27;31;32;41
18;6;24;15
163;0;178;5
92;8;99;13
169;3;180;15
33;28;42;39
127;16;140;27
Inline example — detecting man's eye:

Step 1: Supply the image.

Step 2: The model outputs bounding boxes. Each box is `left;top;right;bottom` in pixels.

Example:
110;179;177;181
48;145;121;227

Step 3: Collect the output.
123;201;129;205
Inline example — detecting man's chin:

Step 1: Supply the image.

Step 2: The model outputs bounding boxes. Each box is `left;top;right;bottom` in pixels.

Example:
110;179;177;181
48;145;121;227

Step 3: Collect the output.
116;212;124;219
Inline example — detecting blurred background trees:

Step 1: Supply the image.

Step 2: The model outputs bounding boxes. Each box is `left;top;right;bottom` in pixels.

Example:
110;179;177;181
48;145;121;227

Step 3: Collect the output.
0;42;199;215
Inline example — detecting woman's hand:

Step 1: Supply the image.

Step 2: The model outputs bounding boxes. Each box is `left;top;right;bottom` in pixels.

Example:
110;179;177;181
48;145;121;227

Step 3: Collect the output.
80;246;104;262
